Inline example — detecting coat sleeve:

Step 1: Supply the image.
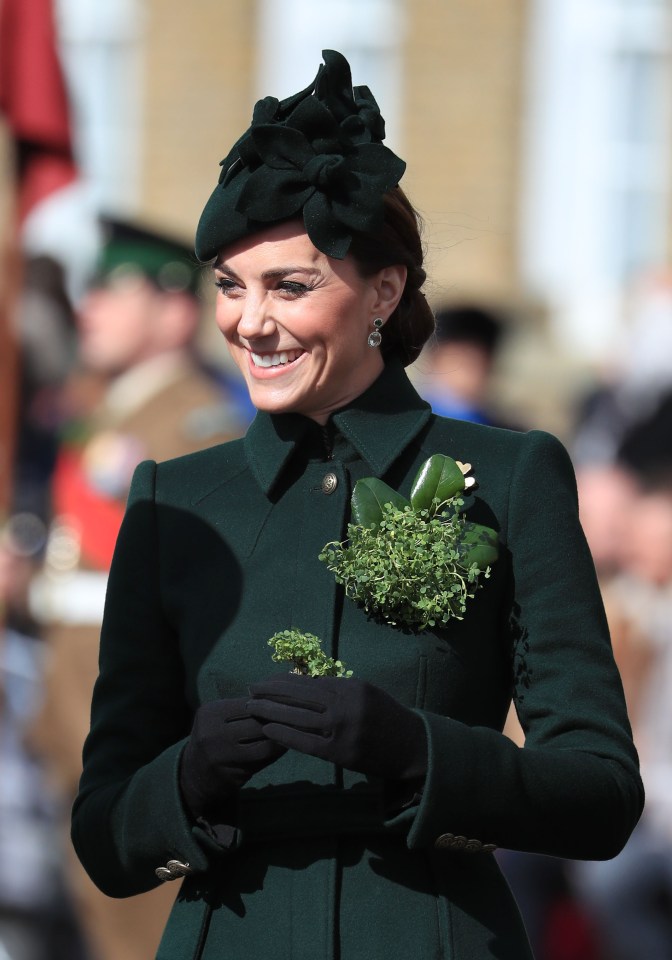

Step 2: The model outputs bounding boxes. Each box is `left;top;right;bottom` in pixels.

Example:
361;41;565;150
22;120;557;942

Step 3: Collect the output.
400;430;644;859
71;460;223;898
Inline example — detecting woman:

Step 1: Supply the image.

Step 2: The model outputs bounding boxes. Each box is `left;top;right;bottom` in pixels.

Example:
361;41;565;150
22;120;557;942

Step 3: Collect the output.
72;51;643;959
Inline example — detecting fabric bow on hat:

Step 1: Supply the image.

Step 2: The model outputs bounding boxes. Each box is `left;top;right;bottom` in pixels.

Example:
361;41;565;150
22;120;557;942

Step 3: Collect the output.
195;50;406;262
234;96;404;259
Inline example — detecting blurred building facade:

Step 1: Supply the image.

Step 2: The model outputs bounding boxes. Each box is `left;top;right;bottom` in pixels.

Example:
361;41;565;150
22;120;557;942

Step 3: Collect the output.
2;0;672;433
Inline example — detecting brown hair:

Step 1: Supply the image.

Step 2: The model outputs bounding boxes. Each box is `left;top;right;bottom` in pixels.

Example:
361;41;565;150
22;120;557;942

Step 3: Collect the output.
349;187;435;366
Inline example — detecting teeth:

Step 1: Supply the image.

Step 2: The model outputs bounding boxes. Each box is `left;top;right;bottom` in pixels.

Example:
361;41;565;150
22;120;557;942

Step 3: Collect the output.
251;350;301;368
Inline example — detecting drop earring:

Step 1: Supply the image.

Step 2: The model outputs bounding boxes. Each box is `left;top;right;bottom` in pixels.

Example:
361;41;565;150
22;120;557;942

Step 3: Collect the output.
367;317;384;348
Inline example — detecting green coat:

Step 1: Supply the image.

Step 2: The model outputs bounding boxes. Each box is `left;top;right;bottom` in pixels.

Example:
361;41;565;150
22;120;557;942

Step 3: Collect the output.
72;360;643;960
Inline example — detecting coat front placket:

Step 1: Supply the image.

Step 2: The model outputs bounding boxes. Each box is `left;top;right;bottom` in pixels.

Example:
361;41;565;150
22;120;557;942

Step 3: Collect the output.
283;455;350;960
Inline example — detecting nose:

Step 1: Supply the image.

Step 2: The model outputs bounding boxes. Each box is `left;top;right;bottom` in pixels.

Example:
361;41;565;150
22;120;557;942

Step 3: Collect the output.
236;292;276;341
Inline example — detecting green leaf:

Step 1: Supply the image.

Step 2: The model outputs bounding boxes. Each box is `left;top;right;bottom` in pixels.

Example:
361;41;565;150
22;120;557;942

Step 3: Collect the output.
351;477;408;528
410;455;465;513
459;522;499;569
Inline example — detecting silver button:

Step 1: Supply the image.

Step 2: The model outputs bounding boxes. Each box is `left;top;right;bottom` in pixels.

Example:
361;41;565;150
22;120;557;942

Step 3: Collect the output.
321;472;338;495
464;839;483;853
434;832;456;850
434;833;496;853
155;859;193;881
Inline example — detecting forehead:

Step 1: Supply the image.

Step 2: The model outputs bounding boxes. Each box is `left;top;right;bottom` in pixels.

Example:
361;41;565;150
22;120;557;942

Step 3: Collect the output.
214;221;323;270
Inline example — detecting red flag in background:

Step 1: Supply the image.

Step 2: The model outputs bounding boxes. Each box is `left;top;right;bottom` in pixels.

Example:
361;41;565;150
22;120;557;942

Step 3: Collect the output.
0;0;78;516
0;0;77;225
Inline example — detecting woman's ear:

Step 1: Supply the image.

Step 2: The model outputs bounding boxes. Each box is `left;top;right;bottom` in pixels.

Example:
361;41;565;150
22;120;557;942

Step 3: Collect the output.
372;265;407;319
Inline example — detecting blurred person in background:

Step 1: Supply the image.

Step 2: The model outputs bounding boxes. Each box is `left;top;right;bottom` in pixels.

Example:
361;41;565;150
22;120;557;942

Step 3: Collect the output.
11;256;79;523
575;464;639;582
573;269;672;468
570;412;672;960
417;303;520;429
28;220;247;960
576;463;654;725
0;515;85;960
496;461;643;960
502;366;672;959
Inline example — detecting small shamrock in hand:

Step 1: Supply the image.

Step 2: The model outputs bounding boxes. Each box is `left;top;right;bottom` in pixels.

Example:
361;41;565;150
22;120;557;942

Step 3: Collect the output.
268;629;353;678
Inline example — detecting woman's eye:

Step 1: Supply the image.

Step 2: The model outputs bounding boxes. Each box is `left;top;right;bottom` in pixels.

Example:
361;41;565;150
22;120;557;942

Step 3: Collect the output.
278;281;309;296
214;278;238;295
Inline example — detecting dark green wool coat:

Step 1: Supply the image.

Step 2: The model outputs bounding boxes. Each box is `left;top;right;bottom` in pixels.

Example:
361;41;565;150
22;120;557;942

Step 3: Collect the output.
72;360;643;960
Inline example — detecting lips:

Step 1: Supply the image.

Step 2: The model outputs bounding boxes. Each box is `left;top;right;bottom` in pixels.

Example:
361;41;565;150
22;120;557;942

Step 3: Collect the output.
251;349;304;368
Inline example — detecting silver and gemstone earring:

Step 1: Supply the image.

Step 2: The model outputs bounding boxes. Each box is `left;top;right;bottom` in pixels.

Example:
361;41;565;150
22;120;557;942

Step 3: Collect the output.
367;317;384;348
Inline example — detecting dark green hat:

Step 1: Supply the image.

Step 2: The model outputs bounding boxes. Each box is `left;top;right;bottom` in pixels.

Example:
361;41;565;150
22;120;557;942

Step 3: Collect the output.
195;49;406;262
95;218;200;296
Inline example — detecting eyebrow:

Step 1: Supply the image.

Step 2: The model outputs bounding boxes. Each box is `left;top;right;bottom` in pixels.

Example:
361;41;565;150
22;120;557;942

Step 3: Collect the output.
213;262;321;281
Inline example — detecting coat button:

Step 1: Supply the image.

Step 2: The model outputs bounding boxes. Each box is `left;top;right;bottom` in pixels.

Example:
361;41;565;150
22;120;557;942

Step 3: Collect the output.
434;832;456;849
434;833;495;853
155;859;193;881
464;839;483;853
321;472;338;494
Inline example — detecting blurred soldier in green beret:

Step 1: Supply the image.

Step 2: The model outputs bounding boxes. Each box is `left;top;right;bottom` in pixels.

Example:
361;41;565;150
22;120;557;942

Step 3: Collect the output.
29;218;247;960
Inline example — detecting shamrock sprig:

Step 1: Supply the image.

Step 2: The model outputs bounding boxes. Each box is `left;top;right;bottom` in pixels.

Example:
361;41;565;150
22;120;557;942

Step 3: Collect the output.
268;629;353;677
319;454;498;631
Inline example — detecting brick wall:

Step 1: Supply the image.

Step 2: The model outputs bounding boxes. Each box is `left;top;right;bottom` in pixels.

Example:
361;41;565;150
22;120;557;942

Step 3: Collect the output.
138;0;257;240
401;0;529;304
136;0;528;294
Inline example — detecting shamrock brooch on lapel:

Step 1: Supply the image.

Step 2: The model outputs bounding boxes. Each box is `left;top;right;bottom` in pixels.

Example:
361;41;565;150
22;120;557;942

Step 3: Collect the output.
319;454;498;631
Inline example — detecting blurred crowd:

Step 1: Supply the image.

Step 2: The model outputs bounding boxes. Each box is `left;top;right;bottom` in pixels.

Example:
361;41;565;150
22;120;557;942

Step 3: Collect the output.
2;222;672;960
1;220;252;960
496;275;672;960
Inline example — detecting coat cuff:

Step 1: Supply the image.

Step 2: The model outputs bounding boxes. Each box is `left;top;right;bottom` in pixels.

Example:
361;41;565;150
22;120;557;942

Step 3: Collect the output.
404;710;499;853
107;739;235;890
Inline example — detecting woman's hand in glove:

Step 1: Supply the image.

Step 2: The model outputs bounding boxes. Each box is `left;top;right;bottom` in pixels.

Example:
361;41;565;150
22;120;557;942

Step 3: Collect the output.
246;675;427;783
179;698;287;819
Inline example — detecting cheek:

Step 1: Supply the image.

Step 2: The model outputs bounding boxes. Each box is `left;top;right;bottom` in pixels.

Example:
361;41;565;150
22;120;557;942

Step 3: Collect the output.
92;312;135;352
330;316;371;366
319;297;369;360
214;300;238;342
215;306;247;374
108;298;147;342
225;342;246;375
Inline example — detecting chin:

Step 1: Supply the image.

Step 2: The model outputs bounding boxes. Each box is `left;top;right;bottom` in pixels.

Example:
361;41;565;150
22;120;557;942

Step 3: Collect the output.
246;380;304;415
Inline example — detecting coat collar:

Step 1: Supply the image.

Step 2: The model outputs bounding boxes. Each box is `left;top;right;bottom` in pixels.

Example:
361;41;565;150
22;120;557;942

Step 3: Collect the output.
244;359;432;496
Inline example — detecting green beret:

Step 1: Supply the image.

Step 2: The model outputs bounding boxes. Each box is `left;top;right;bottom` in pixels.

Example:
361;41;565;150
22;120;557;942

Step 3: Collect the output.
95;218;200;296
195;49;406;262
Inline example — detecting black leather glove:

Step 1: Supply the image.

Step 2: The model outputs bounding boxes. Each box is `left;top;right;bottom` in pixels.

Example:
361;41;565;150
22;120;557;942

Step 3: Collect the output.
246;675;427;783
179;698;287;820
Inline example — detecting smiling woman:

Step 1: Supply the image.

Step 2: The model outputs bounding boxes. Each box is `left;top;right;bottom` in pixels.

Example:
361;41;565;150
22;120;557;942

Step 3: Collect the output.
213;221;406;423
71;49;643;960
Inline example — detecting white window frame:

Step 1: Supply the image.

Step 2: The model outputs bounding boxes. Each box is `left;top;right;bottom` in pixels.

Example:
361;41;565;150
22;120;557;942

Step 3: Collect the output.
256;0;406;154
519;0;672;357
55;0;144;214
